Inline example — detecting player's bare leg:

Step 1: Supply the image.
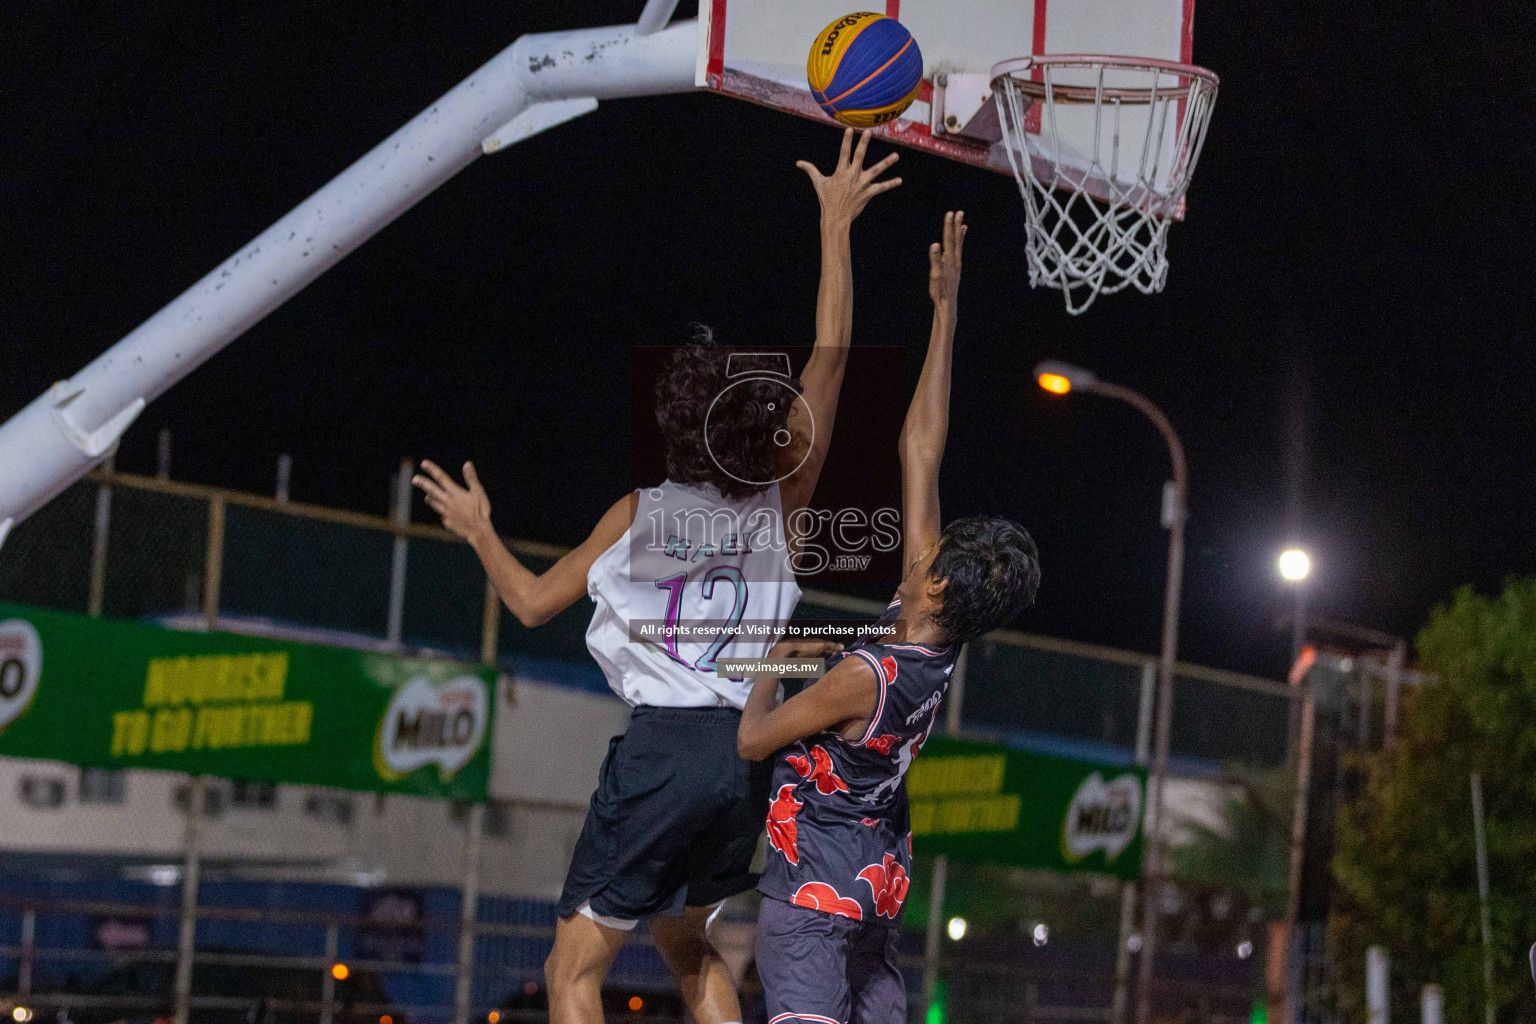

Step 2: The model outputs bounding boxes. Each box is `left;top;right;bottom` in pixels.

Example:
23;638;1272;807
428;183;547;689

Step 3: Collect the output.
651;905;742;1024
545;914;628;1024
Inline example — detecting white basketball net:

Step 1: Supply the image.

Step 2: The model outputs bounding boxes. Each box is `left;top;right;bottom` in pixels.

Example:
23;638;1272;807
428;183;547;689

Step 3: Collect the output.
993;56;1219;315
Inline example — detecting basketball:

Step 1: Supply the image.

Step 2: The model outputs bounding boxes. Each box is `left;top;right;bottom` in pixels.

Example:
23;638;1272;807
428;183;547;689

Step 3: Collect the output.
806;13;924;129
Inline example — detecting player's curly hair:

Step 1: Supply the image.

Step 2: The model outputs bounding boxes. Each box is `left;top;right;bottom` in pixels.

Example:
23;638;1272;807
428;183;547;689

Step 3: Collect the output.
929;515;1040;644
654;326;803;501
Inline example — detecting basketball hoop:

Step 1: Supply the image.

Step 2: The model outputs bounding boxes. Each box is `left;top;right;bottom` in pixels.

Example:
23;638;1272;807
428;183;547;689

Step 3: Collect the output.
991;55;1218;315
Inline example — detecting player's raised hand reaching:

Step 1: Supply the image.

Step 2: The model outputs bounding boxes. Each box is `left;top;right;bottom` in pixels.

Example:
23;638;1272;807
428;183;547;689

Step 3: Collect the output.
413;460;493;545
928;210;966;306
796;128;902;226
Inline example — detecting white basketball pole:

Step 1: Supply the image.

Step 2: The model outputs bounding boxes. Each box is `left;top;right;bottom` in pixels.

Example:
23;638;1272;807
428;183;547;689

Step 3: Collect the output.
1110;661;1156;1024
1366;946;1388;1024
1421;984;1444;1024
0;13;697;549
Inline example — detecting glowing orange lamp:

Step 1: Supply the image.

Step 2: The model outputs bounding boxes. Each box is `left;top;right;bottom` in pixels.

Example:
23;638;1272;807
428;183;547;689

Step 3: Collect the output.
1037;372;1072;394
1033;360;1098;396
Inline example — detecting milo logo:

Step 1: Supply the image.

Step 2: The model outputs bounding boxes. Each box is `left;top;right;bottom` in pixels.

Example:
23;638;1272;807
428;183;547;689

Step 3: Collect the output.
0;619;42;734
376;675;487;781
1062;771;1142;862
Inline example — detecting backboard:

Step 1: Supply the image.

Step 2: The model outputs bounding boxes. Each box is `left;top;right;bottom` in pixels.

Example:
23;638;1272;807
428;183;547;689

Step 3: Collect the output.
697;0;1195;193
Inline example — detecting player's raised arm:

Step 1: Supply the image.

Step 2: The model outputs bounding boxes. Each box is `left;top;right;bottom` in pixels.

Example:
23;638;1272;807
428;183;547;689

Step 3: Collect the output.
737;639;872;760
778;128;902;517
413;460;636;628
898;211;966;574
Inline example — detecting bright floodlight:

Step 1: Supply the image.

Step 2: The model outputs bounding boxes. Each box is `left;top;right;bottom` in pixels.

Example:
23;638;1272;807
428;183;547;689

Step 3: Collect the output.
1032;922;1049;946
1279;548;1311;582
1033;360;1099;396
947;916;968;941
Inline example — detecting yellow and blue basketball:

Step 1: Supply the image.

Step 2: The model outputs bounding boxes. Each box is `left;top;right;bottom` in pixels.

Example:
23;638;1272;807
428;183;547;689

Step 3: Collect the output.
807;13;924;129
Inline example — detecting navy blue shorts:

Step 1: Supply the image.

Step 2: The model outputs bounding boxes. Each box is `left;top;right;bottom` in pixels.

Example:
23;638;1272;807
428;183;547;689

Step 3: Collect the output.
556;706;771;922
755;895;906;1024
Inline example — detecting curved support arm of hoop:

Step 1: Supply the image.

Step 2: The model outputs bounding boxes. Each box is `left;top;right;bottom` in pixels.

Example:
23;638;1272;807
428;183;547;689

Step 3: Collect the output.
482;98;599;154
49;384;146;460
635;0;680;36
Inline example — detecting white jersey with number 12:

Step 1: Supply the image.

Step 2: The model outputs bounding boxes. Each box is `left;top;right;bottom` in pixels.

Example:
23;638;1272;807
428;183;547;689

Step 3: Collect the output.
585;480;802;709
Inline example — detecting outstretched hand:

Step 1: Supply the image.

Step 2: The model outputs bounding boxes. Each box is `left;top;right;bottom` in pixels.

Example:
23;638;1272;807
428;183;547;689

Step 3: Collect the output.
412;459;493;545
797;128;902;227
928;210;967;306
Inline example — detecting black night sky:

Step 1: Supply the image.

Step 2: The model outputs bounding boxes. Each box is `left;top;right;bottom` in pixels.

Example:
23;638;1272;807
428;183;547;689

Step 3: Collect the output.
5;1;1532;680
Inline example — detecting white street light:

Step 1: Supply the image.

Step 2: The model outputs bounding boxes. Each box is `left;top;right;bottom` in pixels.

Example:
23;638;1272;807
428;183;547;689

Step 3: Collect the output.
947;916;968;941
1278;548;1311;582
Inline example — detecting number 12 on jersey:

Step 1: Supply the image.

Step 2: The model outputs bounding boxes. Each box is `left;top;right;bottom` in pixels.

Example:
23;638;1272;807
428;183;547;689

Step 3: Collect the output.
655;567;749;673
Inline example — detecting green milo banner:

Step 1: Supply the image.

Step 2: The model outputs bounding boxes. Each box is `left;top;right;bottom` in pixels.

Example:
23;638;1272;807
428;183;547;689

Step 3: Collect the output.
0;603;494;801
907;735;1146;879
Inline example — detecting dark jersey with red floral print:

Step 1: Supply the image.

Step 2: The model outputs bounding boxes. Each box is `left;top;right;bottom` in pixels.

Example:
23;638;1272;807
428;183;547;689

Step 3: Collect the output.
759;595;960;923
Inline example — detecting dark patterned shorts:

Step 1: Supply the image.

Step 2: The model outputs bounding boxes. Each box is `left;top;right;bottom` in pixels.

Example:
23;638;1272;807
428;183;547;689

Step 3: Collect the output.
755;894;906;1024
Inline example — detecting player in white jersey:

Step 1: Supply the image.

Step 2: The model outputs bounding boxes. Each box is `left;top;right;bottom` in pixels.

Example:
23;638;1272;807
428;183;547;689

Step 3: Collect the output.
413;128;900;1024
584;474;803;708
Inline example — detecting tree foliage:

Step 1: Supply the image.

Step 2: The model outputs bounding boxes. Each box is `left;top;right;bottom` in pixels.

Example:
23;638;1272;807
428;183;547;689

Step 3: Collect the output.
1332;578;1536;1023
1170;763;1292;920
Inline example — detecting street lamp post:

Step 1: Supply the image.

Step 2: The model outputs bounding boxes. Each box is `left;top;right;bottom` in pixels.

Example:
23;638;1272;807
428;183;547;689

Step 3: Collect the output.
1279;547;1311;767
1280;548;1311;658
1277;548;1313;1024
1034;361;1187;1024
